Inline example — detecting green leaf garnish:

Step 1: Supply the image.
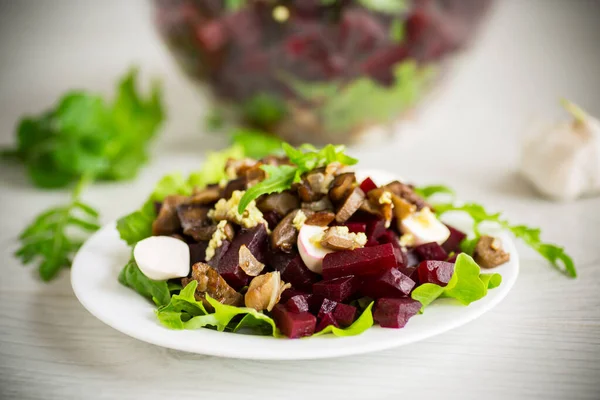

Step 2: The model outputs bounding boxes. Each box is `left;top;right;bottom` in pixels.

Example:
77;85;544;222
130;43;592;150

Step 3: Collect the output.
413;184;456;199
411;254;502;311
237;143;357;214
357;0;408;14
118;259;171;307
241;93;287;127
15;175;100;281
389;19;405;43
231;129;283;159
417;185;577;277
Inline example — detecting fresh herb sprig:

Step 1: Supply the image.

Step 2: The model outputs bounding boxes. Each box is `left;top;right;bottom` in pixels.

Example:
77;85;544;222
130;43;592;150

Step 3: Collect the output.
417;185;577;278
6;68;165;280
237;143;357;213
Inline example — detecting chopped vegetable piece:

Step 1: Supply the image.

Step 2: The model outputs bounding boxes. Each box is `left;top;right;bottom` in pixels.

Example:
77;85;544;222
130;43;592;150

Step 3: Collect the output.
272;305;316;338
313;276;360;302
373;298;422;328
360;268;415;299
417;260;454;286
359;177;378;193
322;243;397;280
442;224;467;254
414;242;448;261
316;313;340;333
333;303;358;327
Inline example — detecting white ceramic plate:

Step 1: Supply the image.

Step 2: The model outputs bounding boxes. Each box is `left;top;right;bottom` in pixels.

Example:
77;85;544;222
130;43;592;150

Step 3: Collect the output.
71;170;519;360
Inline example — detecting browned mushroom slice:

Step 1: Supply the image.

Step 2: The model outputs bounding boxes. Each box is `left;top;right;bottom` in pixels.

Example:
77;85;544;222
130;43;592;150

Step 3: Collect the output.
222;177;247;200
296;180;322;203
302;197;334;212
320;226;367;251
176;203;211;238
238;245;265;276
189;186;222;205
152;195;188;236
304;211;336;227
385;180;428;210
257;191;300;216
187;262;243;306
329;173;356;204
225;157;258;179
473;235;511;268
271;209;308;252
335;187;365;223
244;271;291;312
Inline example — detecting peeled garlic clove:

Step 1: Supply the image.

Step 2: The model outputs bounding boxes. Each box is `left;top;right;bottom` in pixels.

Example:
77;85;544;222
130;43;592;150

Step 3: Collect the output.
519;100;600;201
133;236;190;281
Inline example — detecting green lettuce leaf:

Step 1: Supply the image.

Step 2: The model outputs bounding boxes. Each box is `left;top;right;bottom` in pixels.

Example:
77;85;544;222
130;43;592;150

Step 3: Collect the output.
231;129;283;159
118;260;171;307
313;302;375;337
187;145;244;189
411;254;502;311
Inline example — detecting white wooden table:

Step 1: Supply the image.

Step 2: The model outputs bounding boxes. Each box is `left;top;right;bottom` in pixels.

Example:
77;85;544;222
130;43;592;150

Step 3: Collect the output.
1;1;599;399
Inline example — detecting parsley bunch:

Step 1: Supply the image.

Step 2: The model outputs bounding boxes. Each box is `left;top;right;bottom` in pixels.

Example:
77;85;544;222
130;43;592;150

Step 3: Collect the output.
5;68;164;280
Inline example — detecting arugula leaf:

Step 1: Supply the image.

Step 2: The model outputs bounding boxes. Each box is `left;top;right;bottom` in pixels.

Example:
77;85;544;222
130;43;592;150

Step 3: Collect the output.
313;302;375;337
389;19;405;43
417;185;576;278
241;93;287;127
413;185;455;199
15;176;100;280
118;259;171;307
237;165;297;214
231;129;283;159
411;254;502;310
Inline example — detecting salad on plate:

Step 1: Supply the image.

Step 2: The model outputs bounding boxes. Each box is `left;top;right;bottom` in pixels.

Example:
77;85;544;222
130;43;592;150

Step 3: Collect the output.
116;141;574;339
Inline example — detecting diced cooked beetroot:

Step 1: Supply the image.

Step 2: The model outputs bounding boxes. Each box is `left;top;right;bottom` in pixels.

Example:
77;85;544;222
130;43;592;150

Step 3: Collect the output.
215;224;268;289
359;177;378;193
207;240;230;268
344;222;367;234
398;266;419;285
360;268;415;299
417;260;454;286
188;241;208;265
366;219;386;246
414;242;448;261
272;305;316;339
279;256;320;292
317;298;338;320
262;211;282;231
374;298;422;328
312;276;360;302
442;225;467;253
279;288;306;304
348;211;380;224
406;249;420;267
315;313;339;332
286;294;311;313
322;243;397;280
333;303;357;327
268;248;298;272
379;230;407;268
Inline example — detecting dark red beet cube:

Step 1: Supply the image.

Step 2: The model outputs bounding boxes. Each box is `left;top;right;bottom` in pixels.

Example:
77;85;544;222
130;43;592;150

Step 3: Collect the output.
359;177;378;193
279;256;320;292
373;298;422;328
279;288;306;304
317;298;338;320
379;230;407;268
268;249;297;272
344;222;367;234
316;313;339;332
360;268;415;299
406;249;420;267
312;276;360;302
414;242;448;261
333;303;357;327
447;253;460;263
272;305;316;338
188;241;208;266
417;260;454;287
442;225;467;253
207;240;230;268
215;224;268;289
398;266;419;285
285;294;311;313
322;243;397;280
366;219;387;246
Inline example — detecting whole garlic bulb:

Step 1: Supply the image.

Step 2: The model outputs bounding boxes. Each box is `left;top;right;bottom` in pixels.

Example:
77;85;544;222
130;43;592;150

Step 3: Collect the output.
520;100;600;201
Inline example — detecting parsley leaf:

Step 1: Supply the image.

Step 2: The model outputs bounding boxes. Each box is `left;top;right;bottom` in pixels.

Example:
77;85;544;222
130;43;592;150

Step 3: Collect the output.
417;185;577;278
16;175;100;281
237;165;297;214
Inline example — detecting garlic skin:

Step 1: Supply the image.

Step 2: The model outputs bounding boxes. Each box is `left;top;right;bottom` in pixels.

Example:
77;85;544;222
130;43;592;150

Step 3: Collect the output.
520;101;600;201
